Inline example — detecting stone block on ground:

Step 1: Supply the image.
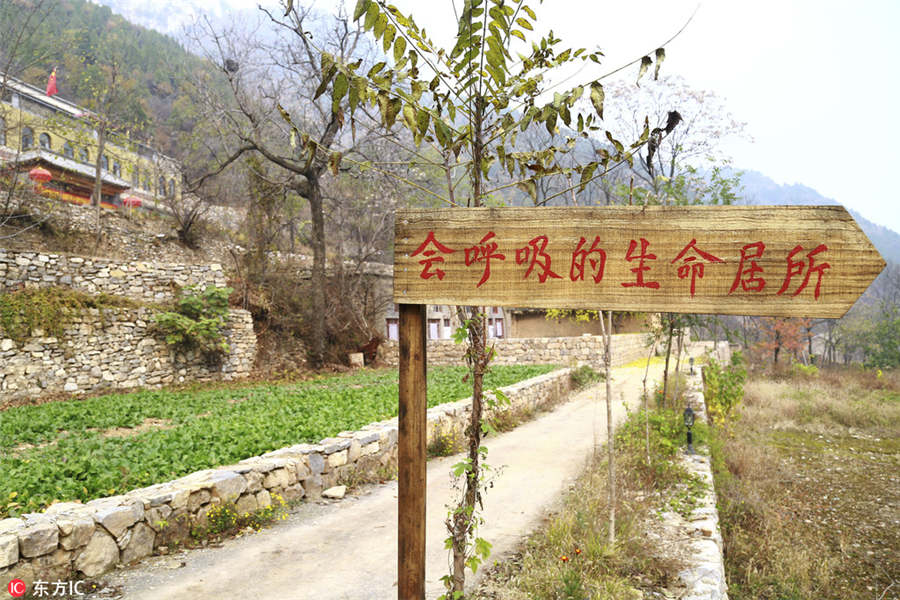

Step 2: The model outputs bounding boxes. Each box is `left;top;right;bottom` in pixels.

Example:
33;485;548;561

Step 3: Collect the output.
18;521;59;558
322;486;347;500
121;523;155;564
74;530;119;577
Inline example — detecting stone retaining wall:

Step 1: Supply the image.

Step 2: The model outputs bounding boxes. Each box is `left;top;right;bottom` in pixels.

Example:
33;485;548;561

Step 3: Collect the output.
652;343;732;600
0;308;256;401
0;368;572;585
0;247;226;303
380;332;650;368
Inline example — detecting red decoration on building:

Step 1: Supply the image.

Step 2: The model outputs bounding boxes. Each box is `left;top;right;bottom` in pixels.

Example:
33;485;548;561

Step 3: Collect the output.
776;244;830;299
410;231;455;281
671;238;724;297
464;231;506;287
570;236;607;283
515;235;562;283
621;238;660;289
28;167;52;183
45;68;58;97
729;241;766;294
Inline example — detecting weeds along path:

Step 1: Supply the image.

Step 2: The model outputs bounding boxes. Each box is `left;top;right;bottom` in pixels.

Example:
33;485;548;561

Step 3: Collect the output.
96;359;678;600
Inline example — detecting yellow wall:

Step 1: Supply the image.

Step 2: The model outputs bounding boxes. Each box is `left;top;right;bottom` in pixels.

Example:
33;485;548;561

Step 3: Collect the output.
0;102;178;198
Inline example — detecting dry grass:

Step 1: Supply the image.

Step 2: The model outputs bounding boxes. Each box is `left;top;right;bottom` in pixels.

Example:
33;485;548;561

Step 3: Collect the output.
472;407;697;600
713;367;899;600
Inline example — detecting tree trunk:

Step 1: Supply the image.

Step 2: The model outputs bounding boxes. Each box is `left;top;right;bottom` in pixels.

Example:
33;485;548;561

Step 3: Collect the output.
662;317;674;403
450;96;489;596
672;329;684;406
451;307;485;594
599;310;615;544
305;175;327;369
642;342;654;466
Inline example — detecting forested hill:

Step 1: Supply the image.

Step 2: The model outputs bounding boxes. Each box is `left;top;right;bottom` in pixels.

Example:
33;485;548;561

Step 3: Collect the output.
738;169;900;264
2;0;221;153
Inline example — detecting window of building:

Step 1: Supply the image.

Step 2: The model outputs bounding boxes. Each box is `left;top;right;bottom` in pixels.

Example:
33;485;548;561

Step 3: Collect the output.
386;318;399;341
487;318;504;339
443;318;452;339
79;147;89;163
132;166;139;187
158;176;166;196
0;116;5;146
39;132;51;150
62;142;74;159
100;155;108;171
21;127;33;149
113;161;121;177
168;179;175;197
143;177;150;191
428;319;440;340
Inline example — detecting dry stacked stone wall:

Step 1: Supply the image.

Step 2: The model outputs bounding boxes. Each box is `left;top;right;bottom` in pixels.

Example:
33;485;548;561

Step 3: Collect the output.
0;368;571;585
380;332;649;368
0;308;255;400
0;248;226;302
0;247;255;401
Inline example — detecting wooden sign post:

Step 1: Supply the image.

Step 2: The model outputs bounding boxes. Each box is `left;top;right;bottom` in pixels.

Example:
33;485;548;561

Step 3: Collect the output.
393;205;885;598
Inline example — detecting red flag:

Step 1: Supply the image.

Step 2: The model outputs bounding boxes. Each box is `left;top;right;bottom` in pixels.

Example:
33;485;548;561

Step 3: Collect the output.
45;68;58;97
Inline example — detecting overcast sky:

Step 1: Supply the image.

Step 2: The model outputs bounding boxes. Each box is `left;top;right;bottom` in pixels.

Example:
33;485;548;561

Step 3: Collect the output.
221;0;900;234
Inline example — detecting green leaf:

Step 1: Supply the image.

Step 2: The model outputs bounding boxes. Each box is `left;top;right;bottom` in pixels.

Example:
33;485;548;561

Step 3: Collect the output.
393;36;407;63
364;1;379;30
385;97;402;129
402;104;416;131
331;72;349;113
522;5;536;20
383;25;395;53
637;55;652;86
515;17;533;31
352;0;368;21
605;131;624;154
510;29;526;42
434;118;450;146
654;47;666;80
314;65;337;101
374;13;387;38
589;82;604;119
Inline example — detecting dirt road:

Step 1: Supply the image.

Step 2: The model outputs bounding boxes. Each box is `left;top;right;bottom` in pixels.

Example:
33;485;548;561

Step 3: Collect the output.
97;361;669;600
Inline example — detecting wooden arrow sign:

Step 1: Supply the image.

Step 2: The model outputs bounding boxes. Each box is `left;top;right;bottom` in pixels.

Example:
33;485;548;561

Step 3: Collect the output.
393;205;886;318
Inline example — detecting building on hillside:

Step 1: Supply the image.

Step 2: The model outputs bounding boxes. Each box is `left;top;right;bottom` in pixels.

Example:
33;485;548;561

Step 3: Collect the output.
0;74;180;210
382;304;508;341
505;308;651;338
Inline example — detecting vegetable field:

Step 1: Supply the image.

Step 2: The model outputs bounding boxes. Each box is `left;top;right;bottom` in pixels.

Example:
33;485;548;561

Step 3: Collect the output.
1;365;557;517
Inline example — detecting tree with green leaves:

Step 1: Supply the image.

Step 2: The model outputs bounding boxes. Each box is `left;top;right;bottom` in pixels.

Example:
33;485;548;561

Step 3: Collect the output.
298;0;685;593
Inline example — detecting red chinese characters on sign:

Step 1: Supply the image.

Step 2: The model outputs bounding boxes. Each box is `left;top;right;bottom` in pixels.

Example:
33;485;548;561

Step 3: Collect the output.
671;239;724;297
777;244;830;299
410;231;455;280
464;231;507;287
621;238;660;289
570;236;607;283
515;235;562;283
409;232;830;301
729;241;766;294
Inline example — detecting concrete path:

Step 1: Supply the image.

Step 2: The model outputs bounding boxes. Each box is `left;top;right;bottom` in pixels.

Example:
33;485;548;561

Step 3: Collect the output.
98;360;672;600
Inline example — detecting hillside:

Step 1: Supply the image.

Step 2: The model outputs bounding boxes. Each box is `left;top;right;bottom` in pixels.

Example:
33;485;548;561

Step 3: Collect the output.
3;0;223;155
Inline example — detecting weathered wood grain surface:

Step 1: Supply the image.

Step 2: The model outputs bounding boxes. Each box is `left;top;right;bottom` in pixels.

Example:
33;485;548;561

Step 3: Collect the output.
393;206;886;318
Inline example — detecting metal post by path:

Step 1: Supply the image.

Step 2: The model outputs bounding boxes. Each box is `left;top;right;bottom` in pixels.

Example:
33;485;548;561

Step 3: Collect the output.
398;304;427;599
